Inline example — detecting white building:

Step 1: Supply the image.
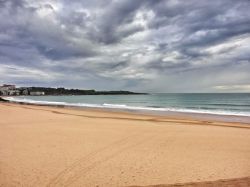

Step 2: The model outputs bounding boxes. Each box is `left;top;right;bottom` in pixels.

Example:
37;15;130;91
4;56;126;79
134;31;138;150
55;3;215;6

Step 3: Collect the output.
0;84;17;96
8;90;20;96
0;84;15;90
30;91;45;96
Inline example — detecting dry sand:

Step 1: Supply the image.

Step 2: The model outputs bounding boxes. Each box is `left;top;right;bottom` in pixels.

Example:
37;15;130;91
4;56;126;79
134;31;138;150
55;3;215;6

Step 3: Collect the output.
0;102;250;187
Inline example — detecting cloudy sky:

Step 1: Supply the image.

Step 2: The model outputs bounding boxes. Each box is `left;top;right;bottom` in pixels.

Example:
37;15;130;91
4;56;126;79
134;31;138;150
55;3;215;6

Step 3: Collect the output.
0;0;250;92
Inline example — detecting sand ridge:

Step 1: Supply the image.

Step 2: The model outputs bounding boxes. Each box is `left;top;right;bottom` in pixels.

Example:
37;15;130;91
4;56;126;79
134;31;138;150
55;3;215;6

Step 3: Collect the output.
130;176;250;187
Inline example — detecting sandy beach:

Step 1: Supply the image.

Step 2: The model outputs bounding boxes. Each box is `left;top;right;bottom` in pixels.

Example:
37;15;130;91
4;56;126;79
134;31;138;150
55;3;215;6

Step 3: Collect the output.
0;102;250;187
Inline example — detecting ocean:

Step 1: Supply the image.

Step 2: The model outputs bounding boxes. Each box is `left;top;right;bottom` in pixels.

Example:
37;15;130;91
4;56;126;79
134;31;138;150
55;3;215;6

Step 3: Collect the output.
6;93;250;117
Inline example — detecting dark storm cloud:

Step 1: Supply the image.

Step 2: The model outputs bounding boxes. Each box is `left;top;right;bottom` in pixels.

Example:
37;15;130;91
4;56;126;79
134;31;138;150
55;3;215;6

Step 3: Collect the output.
0;0;250;92
87;0;147;44
0;0;97;61
147;1;250;46
0;0;24;8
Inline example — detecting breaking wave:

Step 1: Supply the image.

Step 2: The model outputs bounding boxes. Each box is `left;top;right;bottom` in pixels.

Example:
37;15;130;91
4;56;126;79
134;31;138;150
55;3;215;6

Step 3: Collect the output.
5;96;250;117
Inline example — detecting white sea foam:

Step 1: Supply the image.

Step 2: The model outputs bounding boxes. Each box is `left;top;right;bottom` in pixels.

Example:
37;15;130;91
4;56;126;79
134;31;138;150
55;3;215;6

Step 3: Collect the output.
5;97;250;117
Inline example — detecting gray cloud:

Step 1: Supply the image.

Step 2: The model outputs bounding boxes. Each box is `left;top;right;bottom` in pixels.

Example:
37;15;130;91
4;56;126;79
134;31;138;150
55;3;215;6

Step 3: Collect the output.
0;0;250;92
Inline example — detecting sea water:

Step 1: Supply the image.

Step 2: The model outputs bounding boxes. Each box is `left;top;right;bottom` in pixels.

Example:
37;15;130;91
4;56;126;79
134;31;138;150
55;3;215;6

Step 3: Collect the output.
6;93;250;117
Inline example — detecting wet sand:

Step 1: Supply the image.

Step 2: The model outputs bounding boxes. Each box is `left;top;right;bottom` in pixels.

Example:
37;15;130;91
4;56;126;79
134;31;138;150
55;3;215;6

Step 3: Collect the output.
0;102;250;187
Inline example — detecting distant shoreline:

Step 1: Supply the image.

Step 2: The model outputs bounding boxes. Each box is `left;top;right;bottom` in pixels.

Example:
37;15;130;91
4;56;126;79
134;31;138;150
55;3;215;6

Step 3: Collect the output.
0;85;147;96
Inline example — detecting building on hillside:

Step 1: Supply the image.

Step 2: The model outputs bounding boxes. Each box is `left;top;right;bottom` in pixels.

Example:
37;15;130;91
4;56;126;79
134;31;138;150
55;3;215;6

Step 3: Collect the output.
8;90;21;96
0;84;16;90
0;90;8;96
18;87;30;95
0;84;17;96
22;89;29;95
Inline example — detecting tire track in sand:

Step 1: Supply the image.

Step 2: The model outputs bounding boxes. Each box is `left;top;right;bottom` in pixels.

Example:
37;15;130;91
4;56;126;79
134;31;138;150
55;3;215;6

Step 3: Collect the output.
46;132;154;187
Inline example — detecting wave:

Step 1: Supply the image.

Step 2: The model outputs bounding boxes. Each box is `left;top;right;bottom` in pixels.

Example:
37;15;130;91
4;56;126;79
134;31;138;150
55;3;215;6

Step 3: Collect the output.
5;97;250;117
207;103;250;107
